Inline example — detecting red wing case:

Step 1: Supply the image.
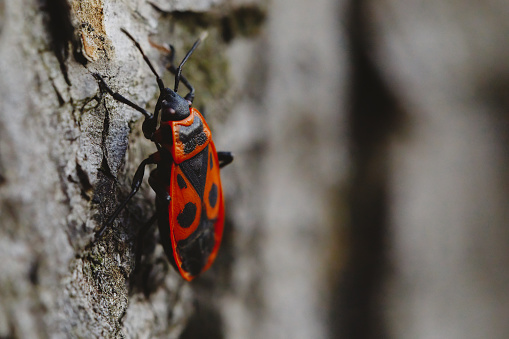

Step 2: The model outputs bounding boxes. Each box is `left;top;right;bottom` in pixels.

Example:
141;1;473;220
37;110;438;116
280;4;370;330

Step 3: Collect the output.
168;109;224;281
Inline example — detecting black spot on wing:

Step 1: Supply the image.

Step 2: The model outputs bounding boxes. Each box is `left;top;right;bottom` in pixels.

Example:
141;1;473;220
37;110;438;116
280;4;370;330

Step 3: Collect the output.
177;174;187;189
177;202;197;228
177;218;216;276
208;183;218;208
209;152;213;169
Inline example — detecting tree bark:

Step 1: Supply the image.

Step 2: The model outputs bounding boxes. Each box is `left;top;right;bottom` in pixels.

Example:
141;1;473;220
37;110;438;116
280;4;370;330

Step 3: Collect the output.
0;0;265;337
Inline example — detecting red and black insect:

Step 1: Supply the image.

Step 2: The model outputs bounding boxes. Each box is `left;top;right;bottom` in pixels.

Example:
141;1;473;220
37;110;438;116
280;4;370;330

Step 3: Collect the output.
93;29;233;281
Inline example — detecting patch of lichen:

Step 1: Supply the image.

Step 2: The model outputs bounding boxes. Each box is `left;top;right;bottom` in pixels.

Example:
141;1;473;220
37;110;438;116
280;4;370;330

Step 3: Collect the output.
219;6;267;42
154;6;267;119
183;28;231;113
170;6;267;41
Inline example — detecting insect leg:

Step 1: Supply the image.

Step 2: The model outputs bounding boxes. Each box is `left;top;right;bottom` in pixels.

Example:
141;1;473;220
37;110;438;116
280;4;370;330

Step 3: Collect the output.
93;73;152;119
95;154;158;240
218;151;234;168
148;168;171;203
131;213;157;286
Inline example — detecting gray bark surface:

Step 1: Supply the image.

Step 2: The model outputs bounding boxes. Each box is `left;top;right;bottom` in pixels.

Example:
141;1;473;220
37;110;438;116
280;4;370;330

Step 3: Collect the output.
0;0;249;337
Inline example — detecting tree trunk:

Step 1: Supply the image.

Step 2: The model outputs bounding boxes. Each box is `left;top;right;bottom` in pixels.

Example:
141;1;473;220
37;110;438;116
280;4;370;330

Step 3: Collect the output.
0;0;266;337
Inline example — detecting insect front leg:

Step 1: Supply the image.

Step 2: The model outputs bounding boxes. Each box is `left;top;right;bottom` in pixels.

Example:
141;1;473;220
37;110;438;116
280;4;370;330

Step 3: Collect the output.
93;73;152;119
94;153;158;241
93;73;159;139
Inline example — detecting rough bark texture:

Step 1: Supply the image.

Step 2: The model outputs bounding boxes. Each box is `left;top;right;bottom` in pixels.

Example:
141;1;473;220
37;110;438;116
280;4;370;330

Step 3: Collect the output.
1;0;509;338
0;0;265;337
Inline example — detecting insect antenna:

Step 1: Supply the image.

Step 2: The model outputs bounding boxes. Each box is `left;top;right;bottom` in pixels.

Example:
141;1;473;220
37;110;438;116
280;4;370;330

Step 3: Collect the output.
121;28;165;91
174;31;208;93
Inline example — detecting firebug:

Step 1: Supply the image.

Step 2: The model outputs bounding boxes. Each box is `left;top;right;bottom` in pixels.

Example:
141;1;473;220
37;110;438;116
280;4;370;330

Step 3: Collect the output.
93;29;233;281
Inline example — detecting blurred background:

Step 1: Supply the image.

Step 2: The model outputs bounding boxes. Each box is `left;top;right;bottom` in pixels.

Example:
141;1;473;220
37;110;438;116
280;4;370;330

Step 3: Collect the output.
1;0;509;338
